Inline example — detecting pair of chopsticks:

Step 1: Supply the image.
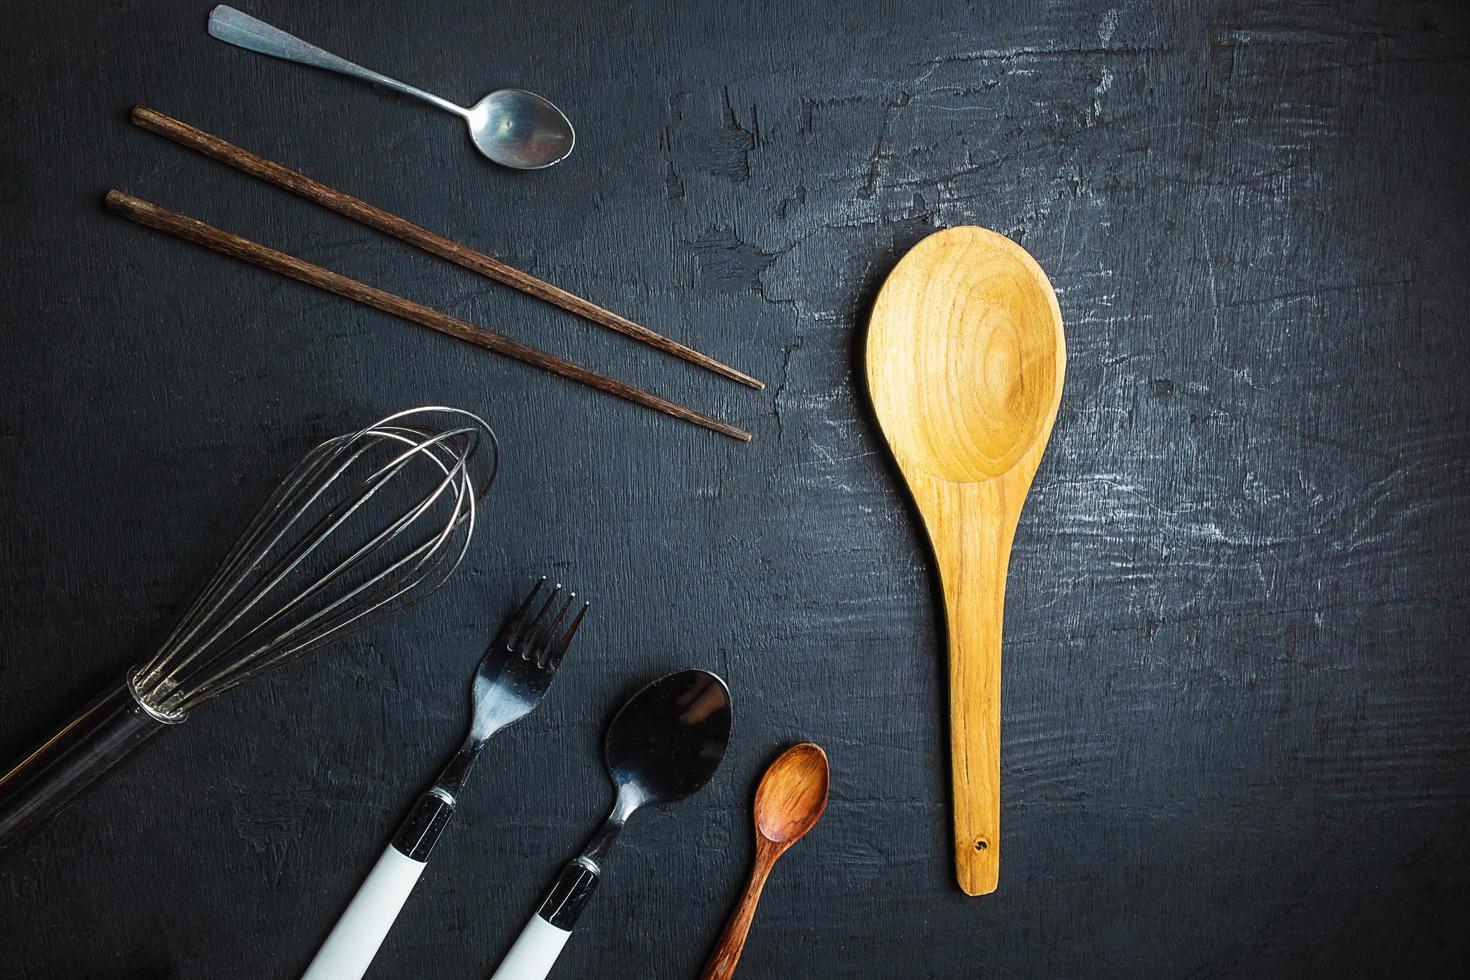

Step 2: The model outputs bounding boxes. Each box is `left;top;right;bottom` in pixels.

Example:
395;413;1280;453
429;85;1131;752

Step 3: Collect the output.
111;107;759;441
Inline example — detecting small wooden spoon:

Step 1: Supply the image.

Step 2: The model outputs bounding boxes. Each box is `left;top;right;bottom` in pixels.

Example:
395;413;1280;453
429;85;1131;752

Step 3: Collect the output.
865;227;1065;896
699;743;830;980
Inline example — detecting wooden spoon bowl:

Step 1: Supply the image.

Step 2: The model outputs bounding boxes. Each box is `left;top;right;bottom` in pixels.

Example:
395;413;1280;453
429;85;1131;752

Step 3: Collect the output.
866;227;1065;896
753;741;830;844
699;743;830;979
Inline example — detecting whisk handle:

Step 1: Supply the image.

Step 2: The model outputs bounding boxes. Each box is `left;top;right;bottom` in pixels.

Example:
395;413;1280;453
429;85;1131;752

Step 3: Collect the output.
0;674;180;851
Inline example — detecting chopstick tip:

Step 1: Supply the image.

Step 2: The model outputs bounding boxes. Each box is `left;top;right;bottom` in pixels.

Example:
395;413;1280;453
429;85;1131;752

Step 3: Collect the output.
715;363;765;390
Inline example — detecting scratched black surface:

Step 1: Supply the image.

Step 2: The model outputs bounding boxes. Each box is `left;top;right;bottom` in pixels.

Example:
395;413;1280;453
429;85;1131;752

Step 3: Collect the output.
2;1;1468;977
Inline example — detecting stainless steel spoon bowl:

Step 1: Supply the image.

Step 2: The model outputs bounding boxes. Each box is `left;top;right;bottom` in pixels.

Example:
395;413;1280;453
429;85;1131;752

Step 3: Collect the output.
209;6;575;170
490;669;733;980
464;89;577;170
602;668;734;815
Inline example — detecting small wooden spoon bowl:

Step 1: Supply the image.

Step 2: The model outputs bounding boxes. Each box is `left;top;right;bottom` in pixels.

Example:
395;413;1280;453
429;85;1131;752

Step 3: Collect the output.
866;227;1065;896
753;741;830;846
699;743;830;979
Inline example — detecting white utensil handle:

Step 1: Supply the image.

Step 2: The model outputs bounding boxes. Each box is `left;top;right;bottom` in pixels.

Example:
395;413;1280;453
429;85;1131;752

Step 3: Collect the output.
489;914;573;980
489;859;599;979
301;845;426;980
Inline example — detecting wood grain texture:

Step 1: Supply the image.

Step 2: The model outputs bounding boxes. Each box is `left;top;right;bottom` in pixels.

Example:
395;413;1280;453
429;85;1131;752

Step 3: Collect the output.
104;190;751;441
867;227;1065;895
129;105;766;391
1;1;1469;978
700;743;829;979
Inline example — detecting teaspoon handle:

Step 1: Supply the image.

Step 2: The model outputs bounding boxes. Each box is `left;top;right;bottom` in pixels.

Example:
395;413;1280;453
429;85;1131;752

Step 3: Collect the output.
207;6;467;118
698;847;776;980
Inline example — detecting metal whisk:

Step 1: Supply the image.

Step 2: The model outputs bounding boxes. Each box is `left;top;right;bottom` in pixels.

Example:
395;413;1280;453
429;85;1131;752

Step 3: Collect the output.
0;407;498;851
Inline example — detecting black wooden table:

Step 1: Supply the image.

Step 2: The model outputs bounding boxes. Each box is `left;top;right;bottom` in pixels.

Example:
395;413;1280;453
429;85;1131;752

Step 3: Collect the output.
2;2;1467;977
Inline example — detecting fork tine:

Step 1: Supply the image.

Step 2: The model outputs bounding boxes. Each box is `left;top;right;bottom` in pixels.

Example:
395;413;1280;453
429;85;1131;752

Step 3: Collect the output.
494;577;546;649
513;583;562;658
532;594;575;667
546;601;589;672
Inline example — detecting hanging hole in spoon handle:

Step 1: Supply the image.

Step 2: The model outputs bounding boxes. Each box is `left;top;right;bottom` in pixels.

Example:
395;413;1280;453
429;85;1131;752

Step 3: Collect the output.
930;500;1014;896
864;225;1066;897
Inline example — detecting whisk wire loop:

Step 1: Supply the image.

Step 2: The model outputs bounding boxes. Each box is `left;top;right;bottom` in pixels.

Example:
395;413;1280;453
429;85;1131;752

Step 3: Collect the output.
174;429;480;709
131;408;497;717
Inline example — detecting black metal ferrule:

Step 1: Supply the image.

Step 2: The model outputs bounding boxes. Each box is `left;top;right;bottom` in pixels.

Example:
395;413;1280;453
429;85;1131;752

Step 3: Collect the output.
0;673;182;852
536;859;601;929
391;787;455;861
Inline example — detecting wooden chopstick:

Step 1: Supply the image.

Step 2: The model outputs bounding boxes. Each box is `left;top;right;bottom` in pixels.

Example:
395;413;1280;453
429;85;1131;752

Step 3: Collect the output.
104;191;752;442
129;106;764;392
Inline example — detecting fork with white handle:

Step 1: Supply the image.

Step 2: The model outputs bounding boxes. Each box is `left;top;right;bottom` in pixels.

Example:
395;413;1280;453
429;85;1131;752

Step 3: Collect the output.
302;578;587;980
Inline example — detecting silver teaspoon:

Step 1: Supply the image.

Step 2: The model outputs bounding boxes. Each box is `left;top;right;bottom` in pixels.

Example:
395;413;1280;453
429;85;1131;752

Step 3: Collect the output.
208;5;575;170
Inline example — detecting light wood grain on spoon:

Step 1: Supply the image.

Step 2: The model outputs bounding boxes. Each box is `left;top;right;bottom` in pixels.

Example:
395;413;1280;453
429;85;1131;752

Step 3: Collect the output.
865;227;1065;896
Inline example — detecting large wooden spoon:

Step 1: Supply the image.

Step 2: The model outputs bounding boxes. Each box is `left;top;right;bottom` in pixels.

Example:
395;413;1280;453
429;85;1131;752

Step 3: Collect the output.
866;226;1065;896
699;743;830;979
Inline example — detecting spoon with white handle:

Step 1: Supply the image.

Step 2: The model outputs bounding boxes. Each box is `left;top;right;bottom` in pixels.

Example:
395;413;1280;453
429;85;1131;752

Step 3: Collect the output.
208;5;575;169
490;669;732;980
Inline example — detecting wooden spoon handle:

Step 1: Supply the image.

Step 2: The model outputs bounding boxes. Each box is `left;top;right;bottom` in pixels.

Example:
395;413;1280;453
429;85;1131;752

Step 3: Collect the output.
699;849;776;980
935;487;1017;896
